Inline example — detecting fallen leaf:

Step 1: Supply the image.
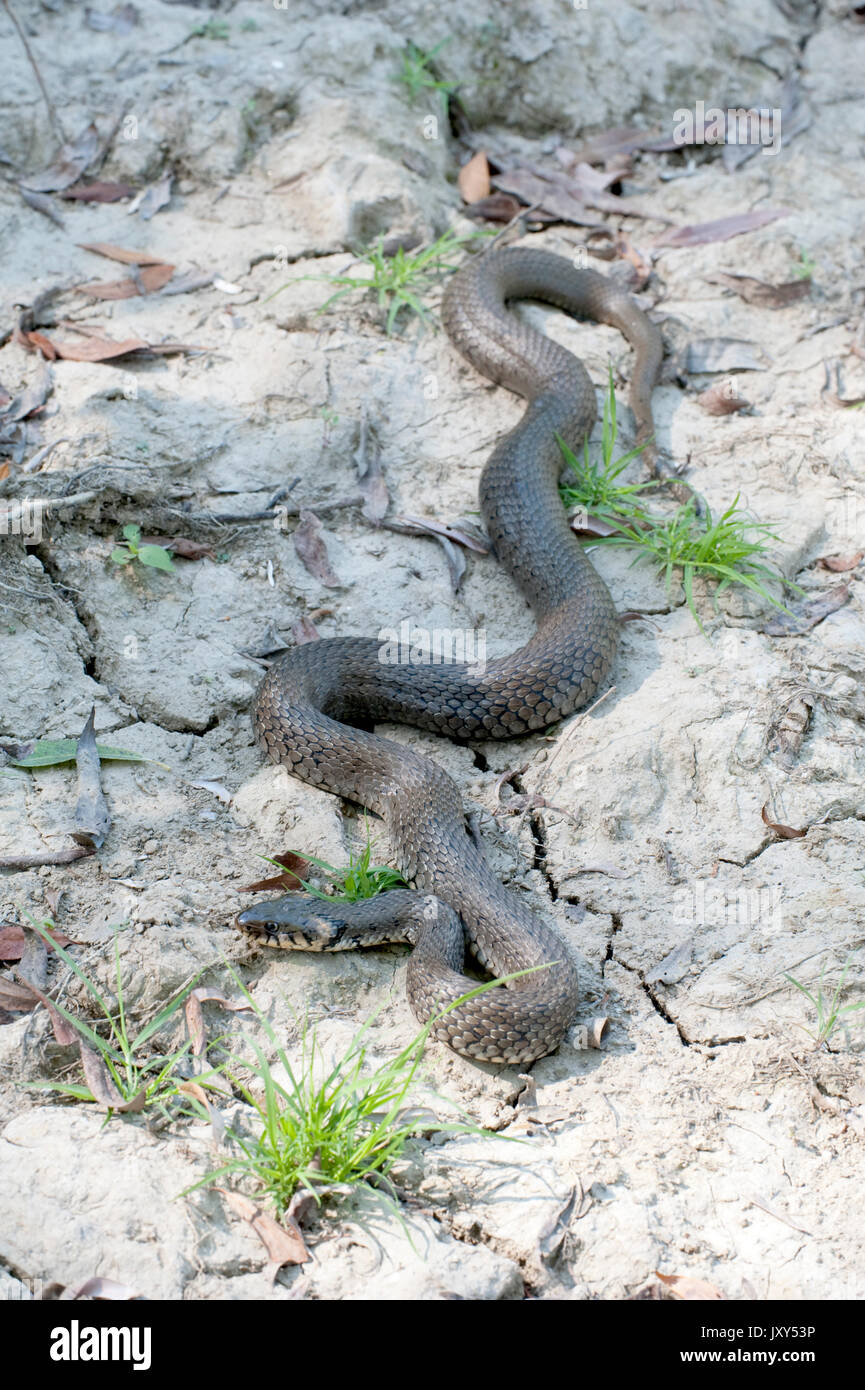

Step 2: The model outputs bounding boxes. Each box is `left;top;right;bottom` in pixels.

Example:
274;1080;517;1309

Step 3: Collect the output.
218;1188;311;1277
558;127;670;163
23;331;58;361
62;181;137;202
161;271;216;295
138;172;172;221
645;939;694;986
184;987;251;1057
291;617;321;644
293;509;341;587
816;552;863;572
79;1042;145;1111
458;150;491;203
0;978;40;1013
705;271;810;309
140;535;215;561
761;804;808;839
240;851;312;894
19;187;65;227
78;242;169;265
72;707;111;851
463;193;532;224
697;381;750;415
177;1081;226;1144
0;924;71;962
1;368;53;422
353;406;389;524
682;339;767;373
652;208;789;249
492;168;605;228
761;582;850;635
385;514;490;553
656;1271;726;1300
21;123;101;193
749;1193;814;1236
51;335;149;362
188;779;232;804
78;263;175;299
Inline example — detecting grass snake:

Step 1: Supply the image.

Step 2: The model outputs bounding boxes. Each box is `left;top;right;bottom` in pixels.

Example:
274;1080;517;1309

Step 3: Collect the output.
239;247;663;1066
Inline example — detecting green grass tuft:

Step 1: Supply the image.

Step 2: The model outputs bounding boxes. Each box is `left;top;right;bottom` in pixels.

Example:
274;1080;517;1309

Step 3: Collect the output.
23;915;221;1121
270;228;488;335
786;954;865;1048
265;822;407;903
396;39;456;108
180;969;530;1217
559;365;790;629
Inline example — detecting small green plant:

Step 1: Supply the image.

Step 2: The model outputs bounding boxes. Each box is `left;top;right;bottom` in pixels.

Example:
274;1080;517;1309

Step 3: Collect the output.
240;17;259;32
792;247;816;280
559;367;789;629
24;916;220;1120
190;18;229;40
786;954;865;1048
267;823;407;903
182;972;517;1217
273;228;487;335
559;364;657;525
397;39;456;109
608;496;787;629
110;524;175;573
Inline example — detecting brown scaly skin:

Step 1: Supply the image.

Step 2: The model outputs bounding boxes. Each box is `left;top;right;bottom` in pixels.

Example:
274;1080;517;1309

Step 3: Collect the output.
241;248;664;1066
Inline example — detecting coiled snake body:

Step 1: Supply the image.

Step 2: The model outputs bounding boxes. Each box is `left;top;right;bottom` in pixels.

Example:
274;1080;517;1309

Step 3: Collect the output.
239;248;662;1065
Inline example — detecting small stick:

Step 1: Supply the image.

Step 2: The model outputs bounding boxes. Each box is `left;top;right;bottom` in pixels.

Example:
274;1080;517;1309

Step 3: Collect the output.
0;846;91;868
1;0;65;144
71;707;110;850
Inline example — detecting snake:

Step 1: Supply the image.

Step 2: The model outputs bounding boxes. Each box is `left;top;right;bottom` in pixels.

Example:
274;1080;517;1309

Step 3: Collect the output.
238;246;663;1066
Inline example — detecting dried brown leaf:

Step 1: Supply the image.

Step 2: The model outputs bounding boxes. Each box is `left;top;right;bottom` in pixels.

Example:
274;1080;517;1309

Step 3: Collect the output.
0;978;40;1014
705;271;810;308
79;263;175;299
19;187;65;227
697;381;750;415
760;582;850;635
293;509;341;587
72;707;110;851
240;851;311;894
761;804;808;839
458;150;491;203
78;242;168;266
816;552;863;572
62;182;137;203
218;1188;311;1277
652;208;789;249
0;924;71;962
184;987;252;1056
21;123;101;193
656;1271;726;1300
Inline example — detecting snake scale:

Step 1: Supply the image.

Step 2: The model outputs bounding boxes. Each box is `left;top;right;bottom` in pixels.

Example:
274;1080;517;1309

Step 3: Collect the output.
238;247;663;1065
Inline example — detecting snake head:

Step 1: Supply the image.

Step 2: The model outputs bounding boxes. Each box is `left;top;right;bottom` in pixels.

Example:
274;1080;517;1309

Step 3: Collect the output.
237;894;352;950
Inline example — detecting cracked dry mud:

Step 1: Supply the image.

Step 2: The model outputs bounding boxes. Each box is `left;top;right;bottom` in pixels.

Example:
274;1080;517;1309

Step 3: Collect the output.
1;0;864;1301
